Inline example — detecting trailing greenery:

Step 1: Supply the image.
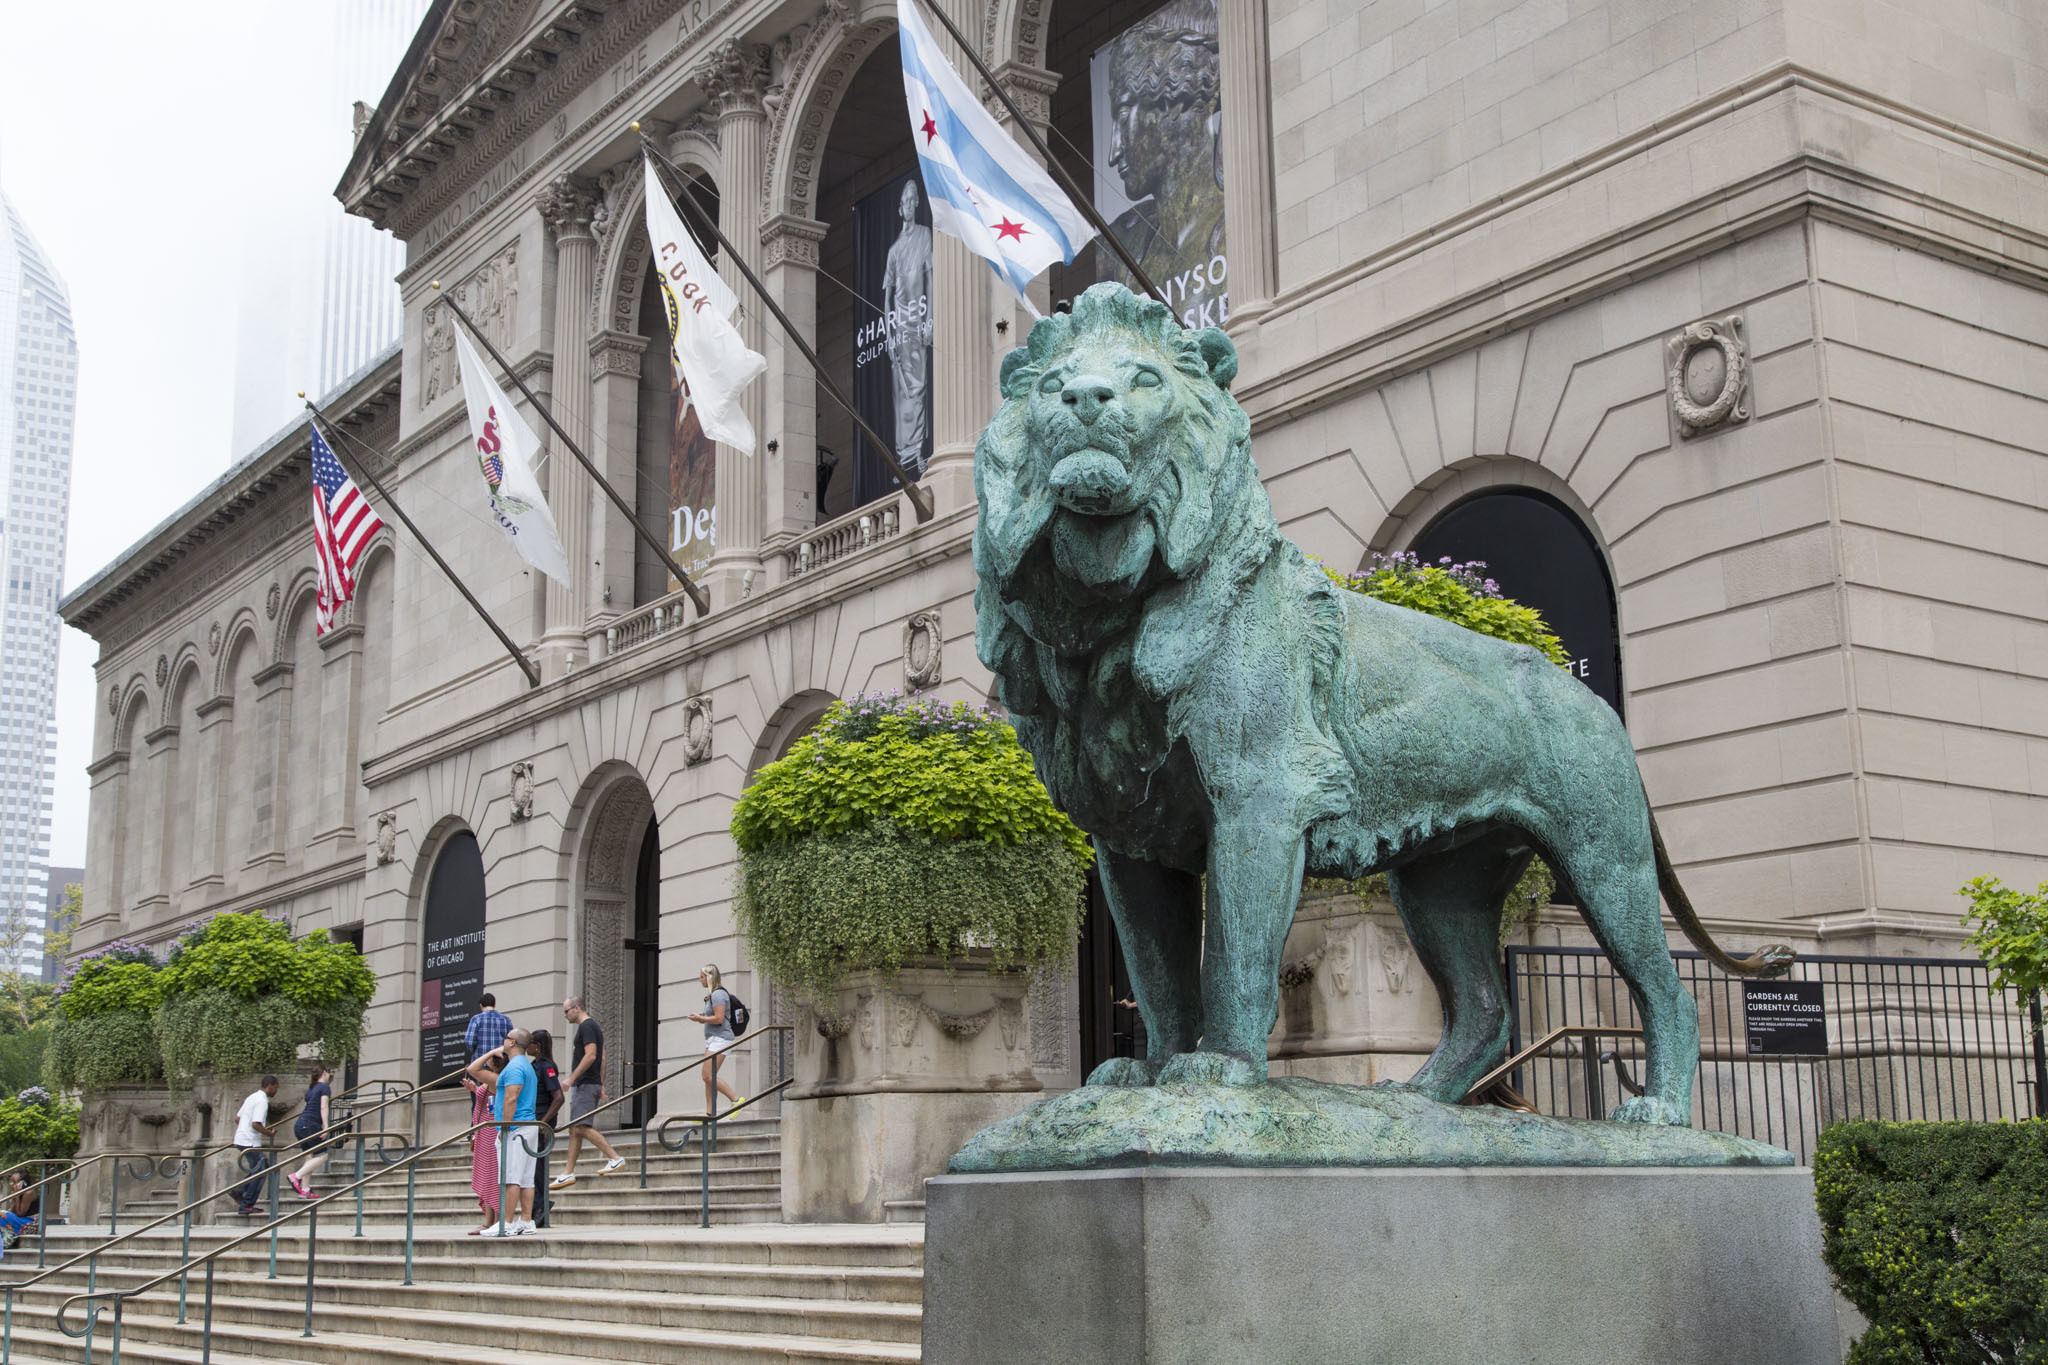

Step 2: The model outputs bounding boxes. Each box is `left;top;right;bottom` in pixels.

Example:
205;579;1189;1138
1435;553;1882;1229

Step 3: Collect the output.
152;913;375;1089
733;694;1090;1004
46;913;376;1094
1960;877;2048;1007
1324;551;1571;667
0;1087;79;1168
1814;1120;2048;1363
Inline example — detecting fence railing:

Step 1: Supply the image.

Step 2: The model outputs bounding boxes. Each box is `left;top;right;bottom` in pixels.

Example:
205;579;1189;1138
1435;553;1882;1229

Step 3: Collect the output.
1502;947;2047;1163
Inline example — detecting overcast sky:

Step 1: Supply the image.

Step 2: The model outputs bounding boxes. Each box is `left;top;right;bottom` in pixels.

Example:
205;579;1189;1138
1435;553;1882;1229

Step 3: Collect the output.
2;2;406;869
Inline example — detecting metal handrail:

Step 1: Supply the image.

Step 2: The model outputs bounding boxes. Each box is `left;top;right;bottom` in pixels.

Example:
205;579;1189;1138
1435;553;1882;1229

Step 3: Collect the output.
42;1024;794;1357
640;1079;795;1226
1461;1025;1644;1107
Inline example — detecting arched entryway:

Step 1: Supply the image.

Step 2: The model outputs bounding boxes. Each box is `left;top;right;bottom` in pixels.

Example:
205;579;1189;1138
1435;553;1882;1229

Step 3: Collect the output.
573;773;660;1127
1406;487;1625;716
419;829;487;1086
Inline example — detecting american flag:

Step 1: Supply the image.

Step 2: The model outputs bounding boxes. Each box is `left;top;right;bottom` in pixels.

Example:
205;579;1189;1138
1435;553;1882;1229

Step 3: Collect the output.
310;424;385;635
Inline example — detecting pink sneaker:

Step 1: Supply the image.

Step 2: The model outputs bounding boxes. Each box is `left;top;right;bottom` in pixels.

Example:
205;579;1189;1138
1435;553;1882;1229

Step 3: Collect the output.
287;1174;310;1200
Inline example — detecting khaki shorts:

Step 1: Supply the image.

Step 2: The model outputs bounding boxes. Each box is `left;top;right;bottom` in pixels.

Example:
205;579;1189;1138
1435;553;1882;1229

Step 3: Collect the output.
498;1124;539;1188
569;1083;603;1125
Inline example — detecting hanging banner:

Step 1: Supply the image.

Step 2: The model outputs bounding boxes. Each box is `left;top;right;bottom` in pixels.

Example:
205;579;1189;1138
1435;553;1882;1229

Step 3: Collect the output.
852;170;936;507
1090;0;1229;328
665;374;718;583
419;832;487;1086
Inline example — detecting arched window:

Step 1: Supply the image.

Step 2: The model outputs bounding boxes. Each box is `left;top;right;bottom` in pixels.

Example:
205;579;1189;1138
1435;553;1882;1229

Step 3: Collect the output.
1408;489;1624;715
282;596;325;852
162;667;202;897
220;633;262;878
420;829;488;1084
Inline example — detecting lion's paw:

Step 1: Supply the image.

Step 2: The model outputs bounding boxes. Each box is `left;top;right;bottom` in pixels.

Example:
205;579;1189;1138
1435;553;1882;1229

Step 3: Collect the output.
1610;1095;1689;1126
1155;1051;1265;1088
1084;1057;1159;1088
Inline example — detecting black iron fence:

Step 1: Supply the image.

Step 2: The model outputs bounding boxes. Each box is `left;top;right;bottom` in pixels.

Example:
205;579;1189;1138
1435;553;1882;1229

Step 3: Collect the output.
1503;947;2047;1163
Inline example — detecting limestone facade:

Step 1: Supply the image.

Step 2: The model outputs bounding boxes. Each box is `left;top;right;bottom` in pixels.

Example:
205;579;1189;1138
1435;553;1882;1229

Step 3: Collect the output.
60;0;2048;1136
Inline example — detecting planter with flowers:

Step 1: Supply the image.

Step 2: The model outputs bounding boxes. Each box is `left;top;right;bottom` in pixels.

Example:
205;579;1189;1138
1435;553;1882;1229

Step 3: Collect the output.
732;691;1090;1220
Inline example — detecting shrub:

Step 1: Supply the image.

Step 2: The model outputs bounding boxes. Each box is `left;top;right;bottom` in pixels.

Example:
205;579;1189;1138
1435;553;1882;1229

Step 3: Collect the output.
48;942;166;1091
1324;551;1571;666
153;912;375;1089
1814;1120;2048;1363
733;694;1090;1005
0;1087;80;1168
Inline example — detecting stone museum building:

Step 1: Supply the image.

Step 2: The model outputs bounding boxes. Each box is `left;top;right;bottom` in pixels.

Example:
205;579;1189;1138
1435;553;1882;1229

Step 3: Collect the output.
60;0;2048;1153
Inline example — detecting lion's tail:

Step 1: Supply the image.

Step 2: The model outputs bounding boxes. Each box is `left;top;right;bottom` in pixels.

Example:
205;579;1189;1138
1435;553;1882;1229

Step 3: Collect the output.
1649;808;1797;978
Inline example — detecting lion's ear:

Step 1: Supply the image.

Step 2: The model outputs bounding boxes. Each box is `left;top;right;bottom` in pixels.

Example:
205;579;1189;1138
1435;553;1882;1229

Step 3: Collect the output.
1194;328;1238;389
999;347;1033;399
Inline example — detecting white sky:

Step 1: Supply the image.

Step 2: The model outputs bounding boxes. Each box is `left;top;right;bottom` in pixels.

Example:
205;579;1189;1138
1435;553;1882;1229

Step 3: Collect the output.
1;2;397;869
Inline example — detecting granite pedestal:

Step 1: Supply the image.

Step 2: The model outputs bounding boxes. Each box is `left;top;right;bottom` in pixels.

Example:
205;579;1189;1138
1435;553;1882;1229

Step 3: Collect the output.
924;1166;1837;1364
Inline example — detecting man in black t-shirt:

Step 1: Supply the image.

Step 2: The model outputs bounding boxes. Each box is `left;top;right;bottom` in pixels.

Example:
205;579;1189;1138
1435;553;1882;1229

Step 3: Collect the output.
548;995;625;1190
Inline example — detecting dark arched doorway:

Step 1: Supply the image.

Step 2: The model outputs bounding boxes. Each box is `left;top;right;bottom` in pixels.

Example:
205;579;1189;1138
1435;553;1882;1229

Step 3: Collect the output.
420;830;487;1085
1408;489;1625;715
625;816;662;1126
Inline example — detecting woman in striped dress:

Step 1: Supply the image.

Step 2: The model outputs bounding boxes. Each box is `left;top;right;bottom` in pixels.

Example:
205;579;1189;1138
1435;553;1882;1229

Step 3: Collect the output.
466;1066;500;1234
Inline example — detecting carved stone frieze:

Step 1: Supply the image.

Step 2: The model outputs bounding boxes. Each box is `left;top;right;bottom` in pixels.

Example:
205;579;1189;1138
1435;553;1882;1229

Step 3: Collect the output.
1027;964;1070;1072
374;811;399;865
681;695;714;766
921;1000;996;1040
509;761;536;821
1667;314;1749;438
421;243;518;408
904;610;943;690
590;330;650;380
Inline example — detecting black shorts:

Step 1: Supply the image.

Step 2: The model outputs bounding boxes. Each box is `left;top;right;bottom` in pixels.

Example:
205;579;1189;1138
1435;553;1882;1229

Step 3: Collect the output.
294;1116;328;1153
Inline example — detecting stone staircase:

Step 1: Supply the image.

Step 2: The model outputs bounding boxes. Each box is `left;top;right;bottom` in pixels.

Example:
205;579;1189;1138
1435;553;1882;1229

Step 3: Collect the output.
0;1116;926;1364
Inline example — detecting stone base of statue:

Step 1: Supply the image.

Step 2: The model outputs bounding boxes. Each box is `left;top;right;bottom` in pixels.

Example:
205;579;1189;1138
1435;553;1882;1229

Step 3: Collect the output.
923;1164;1838;1365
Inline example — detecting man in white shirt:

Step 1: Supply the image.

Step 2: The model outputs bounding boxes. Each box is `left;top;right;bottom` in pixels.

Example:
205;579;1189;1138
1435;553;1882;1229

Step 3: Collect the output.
232;1076;280;1215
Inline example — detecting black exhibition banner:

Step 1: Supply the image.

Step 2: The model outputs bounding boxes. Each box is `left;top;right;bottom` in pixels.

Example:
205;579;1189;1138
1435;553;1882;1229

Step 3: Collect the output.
419;831;487;1086
852;169;935;507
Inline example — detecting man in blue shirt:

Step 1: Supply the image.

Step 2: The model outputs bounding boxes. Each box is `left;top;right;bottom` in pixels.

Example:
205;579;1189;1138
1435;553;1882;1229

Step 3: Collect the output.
466;1029;540;1235
464;993;512;1064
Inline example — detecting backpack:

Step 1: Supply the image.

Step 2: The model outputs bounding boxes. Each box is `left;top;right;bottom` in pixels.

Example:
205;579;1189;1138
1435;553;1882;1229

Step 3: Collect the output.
723;991;750;1036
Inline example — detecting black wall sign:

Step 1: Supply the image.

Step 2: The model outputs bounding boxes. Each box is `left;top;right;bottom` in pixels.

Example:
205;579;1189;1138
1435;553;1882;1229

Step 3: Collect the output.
420;831;487;1085
851;169;935;507
1743;980;1828;1057
1409;490;1625;715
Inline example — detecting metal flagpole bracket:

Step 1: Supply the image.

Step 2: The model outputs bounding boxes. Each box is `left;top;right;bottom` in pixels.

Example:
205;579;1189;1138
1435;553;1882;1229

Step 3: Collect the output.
302;398;544;690
907;0;1169;310
430;283;716;616
637;130;937;525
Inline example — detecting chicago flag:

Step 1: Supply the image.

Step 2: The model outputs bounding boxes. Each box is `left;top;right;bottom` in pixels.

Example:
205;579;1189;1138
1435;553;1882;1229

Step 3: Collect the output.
896;0;1095;306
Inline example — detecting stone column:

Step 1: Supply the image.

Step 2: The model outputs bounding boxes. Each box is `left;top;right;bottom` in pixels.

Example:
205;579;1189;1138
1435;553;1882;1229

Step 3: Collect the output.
190;696;233;895
1218;0;1277;325
589;329;651;619
537;175;601;666
694;41;773;607
760;214;829;563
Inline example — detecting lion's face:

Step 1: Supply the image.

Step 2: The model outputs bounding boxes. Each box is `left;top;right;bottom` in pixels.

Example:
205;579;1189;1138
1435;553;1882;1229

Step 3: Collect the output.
975;283;1251;606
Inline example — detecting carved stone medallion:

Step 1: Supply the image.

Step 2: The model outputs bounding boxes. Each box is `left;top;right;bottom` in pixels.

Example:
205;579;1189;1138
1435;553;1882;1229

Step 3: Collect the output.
1667;314;1749;438
108;684;120;717
374;811;399;865
509;762;535;821
265;582;281;620
903;610;943;690
207;621;222;656
681;696;714;767
155;655;168;688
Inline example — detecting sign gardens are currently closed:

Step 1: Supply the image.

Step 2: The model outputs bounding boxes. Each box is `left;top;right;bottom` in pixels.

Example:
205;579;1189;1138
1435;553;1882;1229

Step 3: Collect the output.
1743;980;1828;1057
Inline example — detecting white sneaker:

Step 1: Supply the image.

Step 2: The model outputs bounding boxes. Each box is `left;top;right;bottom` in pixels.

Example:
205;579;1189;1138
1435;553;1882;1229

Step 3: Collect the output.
598;1157;625;1176
548;1172;577;1190
513;1220;538;1235
478;1223;514;1238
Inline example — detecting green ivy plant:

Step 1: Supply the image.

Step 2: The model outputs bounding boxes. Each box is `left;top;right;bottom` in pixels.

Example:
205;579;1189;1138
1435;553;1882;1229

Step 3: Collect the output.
733;694;1090;1006
1323;551;1571;667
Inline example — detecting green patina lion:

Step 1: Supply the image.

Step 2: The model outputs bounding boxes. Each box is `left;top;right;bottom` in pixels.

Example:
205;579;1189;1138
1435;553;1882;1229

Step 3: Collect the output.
974;282;1791;1128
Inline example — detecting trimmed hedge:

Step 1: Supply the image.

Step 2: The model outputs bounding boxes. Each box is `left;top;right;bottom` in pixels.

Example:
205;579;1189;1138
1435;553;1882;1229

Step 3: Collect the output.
1815;1119;2048;1363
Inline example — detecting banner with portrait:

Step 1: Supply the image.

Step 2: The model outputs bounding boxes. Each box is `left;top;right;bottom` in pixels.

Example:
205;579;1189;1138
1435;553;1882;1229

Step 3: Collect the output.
851;169;936;507
665;389;717;585
1090;0;1230;329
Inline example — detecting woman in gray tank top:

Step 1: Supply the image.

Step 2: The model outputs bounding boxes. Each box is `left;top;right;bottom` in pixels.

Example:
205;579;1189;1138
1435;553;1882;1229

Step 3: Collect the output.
690;964;744;1116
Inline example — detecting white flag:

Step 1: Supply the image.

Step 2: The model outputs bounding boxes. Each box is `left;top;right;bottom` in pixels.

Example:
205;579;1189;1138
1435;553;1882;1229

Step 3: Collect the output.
642;155;768;453
451;327;573;586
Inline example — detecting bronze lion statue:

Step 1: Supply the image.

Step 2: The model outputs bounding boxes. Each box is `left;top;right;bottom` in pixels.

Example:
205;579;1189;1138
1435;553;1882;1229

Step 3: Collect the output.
974;283;1790;1125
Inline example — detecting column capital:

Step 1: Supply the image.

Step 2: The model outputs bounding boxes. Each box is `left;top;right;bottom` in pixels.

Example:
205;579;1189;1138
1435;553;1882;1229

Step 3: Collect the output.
694;40;772;118
991;61;1060;131
537;173;601;242
761;213;829;271
590;328;650;379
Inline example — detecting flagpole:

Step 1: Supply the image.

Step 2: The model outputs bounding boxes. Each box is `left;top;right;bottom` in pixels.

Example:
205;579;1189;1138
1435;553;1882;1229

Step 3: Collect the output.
906;0;1169;309
638;134;937;525
430;285;715;616
301;399;542;690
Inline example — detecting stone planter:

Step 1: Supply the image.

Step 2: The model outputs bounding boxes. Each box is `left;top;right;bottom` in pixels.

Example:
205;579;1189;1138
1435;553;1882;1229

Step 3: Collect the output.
782;957;1041;1222
74;1071;281;1227
1268;888;1445;1087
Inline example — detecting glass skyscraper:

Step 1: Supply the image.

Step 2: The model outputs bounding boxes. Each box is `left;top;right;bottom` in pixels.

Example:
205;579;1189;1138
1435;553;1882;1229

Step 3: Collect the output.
0;194;74;977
